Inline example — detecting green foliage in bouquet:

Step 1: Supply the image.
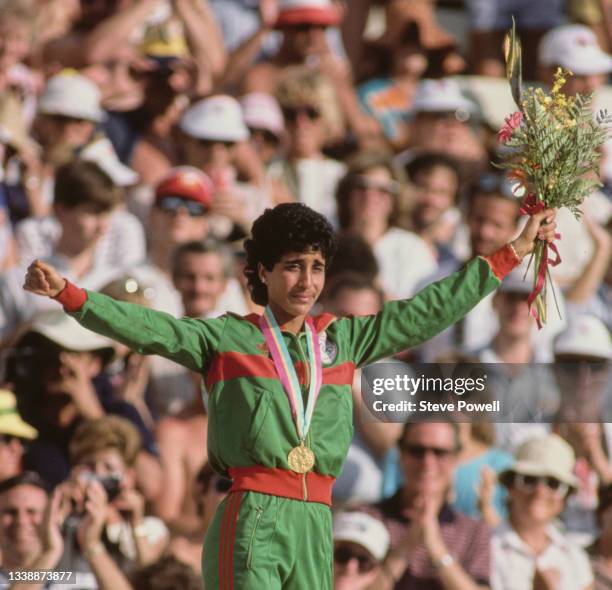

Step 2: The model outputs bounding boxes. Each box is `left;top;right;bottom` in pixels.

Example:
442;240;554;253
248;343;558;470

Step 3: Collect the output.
498;69;612;218
497;20;612;327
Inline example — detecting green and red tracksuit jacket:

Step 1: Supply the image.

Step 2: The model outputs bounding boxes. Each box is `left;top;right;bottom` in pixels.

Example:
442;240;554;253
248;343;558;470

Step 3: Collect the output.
56;245;518;504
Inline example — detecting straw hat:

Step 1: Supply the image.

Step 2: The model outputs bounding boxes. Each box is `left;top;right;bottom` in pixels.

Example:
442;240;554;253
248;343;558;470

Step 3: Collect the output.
0;390;38;440
499;434;579;488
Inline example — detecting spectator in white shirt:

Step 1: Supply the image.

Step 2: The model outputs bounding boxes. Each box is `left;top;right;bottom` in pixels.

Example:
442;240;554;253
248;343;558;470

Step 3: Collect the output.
1;160;144;344
492;434;594;590
335;151;436;300
269;72;346;224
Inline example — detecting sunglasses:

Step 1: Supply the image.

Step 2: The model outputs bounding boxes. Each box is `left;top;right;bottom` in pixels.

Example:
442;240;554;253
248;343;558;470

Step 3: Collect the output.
400;443;455;460
334;546;377;573
554;360;609;374
284;23;327;32
352;175;399;196
473;172;516;199
248;127;281;145
196;138;236;149
45;113;88;124
156;196;207;217
283;106;321;123
514;473;569;497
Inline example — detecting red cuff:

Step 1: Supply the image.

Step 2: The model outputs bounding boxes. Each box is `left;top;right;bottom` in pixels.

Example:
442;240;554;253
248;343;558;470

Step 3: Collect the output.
482;244;521;280
53;280;88;311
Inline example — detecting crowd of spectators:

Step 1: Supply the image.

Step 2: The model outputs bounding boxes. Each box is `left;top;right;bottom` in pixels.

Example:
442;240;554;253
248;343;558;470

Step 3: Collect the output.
0;0;611;588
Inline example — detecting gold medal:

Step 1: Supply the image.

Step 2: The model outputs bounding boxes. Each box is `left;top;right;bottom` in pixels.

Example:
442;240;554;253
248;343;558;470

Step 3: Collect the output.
288;442;315;474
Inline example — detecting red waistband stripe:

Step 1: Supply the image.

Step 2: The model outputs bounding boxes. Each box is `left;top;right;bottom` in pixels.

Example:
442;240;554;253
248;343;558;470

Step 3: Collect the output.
228;465;335;506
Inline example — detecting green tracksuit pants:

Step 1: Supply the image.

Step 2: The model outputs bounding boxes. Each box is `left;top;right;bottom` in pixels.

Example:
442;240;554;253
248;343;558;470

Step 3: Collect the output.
203;491;333;590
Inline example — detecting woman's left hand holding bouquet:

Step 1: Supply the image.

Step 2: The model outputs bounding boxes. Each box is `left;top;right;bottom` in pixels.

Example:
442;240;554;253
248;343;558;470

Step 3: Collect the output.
511;207;557;259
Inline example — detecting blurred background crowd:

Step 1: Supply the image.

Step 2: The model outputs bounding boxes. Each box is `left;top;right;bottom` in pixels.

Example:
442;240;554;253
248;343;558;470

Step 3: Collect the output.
0;0;611;588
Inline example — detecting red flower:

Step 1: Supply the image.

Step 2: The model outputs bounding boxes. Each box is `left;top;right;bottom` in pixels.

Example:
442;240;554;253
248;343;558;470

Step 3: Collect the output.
498;111;523;144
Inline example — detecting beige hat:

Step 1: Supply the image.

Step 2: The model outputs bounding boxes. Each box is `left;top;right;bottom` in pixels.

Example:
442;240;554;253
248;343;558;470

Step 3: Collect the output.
0;390;38;440
333;511;390;561
500;434;579;488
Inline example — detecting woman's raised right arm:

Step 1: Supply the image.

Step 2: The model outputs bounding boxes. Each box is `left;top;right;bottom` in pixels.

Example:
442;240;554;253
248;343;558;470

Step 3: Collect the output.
23;260;225;372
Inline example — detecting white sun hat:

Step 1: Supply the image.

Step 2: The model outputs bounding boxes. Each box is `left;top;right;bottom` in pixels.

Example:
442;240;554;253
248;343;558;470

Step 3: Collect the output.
539;24;612;76
333;511;390;561
554;314;612;360
28;311;115;362
412;78;478;118
38;71;104;123
240;93;285;138
179;95;249;142
80;136;139;187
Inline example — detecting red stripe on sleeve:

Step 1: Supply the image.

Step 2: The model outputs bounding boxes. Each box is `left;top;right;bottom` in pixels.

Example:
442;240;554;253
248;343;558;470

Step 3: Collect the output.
53;280;88;311
482;243;521;280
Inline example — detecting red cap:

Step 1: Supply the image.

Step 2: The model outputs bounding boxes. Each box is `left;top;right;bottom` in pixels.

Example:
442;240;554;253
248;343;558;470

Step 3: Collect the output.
275;0;341;27
155;166;215;208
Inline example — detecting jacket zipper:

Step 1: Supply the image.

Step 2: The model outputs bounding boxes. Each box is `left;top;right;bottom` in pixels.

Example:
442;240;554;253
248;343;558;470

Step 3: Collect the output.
246;506;264;570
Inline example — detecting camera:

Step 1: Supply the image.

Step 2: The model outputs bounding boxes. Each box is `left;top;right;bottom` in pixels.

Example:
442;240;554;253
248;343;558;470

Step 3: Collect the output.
80;472;123;501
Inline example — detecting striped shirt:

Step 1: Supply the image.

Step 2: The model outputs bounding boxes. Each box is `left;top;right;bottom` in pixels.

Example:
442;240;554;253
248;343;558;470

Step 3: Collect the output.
366;492;490;589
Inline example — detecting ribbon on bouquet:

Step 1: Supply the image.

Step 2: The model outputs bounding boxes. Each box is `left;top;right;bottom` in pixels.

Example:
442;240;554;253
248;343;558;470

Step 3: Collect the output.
519;193;562;328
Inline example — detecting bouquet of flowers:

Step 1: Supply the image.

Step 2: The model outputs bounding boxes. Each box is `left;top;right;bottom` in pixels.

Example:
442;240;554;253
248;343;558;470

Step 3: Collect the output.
497;22;612;327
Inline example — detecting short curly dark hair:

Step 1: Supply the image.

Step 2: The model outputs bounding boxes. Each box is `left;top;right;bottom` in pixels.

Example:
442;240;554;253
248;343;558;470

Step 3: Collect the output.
244;203;337;306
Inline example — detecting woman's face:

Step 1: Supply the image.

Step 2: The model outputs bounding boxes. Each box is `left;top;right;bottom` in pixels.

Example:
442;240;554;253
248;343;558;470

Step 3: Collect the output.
182;136;235;171
348;167;395;228
509;475;567;525
259;249;326;323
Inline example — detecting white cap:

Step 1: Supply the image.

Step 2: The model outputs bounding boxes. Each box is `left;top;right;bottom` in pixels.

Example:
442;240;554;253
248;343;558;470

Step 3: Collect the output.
498;268;532;295
80;137;139;187
554;314;612;360
240;93;285;137
38;71;104;123
500;434;579;488
333;512;390;561
538;24;612;75
28;311;115;361
412;78;477;118
179;95;249;142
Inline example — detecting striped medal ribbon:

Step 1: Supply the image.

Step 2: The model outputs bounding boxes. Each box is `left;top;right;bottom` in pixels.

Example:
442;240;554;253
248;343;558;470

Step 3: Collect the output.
259;306;323;473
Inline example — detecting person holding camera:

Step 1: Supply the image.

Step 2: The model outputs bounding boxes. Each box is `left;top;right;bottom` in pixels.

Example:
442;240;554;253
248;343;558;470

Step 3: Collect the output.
0;471;131;590
57;415;168;580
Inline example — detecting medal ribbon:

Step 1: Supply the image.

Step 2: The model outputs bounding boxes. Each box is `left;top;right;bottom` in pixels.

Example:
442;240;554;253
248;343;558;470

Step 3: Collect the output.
259;307;323;441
